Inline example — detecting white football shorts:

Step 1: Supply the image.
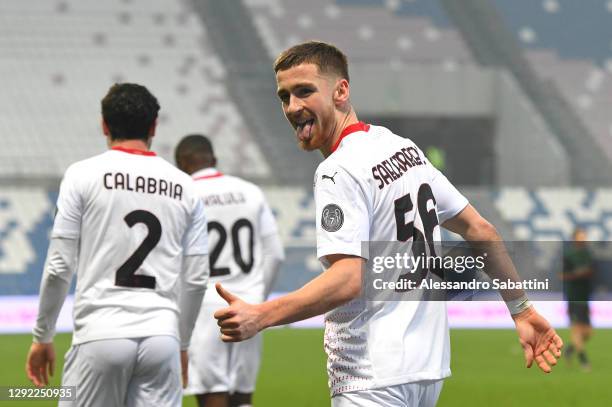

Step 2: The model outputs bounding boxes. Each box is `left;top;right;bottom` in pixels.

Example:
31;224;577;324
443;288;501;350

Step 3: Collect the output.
59;335;181;407
331;380;443;407
185;302;262;395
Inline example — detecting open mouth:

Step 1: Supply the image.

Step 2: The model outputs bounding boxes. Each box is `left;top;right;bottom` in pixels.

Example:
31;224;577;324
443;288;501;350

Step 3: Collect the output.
296;119;314;142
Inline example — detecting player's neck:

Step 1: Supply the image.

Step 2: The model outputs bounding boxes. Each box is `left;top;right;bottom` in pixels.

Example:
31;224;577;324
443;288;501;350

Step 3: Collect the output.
321;108;359;158
109;139;150;152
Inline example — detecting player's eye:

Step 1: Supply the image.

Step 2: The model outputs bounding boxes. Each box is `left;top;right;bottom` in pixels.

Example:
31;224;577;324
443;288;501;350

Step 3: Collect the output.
278;92;289;104
296;88;313;98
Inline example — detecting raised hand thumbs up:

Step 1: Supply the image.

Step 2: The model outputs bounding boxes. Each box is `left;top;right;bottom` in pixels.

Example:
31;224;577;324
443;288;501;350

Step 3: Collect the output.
215;282;238;305
213;283;261;342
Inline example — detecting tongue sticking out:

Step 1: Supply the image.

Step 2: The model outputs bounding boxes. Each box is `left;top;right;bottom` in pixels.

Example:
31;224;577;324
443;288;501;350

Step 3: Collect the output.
297;120;314;142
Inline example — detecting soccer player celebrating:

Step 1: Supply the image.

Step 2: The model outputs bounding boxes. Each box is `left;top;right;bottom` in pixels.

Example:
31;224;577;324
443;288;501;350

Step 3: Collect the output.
214;42;563;406
26;83;209;407
175;135;284;407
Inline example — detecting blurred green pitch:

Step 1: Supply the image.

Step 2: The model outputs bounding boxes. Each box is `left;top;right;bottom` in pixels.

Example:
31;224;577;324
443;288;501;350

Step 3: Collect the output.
1;329;610;406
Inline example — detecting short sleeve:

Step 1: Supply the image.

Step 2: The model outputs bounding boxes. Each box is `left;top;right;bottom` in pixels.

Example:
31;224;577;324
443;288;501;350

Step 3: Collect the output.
315;165;370;260
429;166;468;224
52;165;83;239
183;197;208;256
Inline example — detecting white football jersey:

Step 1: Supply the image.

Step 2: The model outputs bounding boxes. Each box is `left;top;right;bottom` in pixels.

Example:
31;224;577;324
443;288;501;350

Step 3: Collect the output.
52;147;208;345
191;167;279;304
314;123;468;395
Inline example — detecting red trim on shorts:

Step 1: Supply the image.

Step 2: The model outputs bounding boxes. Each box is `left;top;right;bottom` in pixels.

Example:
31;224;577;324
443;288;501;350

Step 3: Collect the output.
330;122;370;153
111;146;157;156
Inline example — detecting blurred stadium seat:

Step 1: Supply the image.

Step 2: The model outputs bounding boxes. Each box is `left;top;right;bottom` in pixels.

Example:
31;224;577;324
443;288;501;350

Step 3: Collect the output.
0;0;270;179
495;188;612;241
244;0;474;66
491;0;612;162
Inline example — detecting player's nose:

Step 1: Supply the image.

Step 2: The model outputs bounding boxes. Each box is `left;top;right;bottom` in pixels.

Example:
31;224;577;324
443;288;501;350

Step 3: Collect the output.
285;94;304;116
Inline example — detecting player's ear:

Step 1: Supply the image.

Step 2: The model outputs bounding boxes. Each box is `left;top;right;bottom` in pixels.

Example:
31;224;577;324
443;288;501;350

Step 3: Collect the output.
101;118;110;137
148;118;158;138
334;79;350;105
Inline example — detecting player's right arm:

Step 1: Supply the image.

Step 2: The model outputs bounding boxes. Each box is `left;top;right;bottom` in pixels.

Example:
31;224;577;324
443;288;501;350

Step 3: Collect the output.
178;254;208;350
178;197;209;350
215;166;367;341
261;233;284;298
215;254;362;341
177;195;209;388
258;196;285;298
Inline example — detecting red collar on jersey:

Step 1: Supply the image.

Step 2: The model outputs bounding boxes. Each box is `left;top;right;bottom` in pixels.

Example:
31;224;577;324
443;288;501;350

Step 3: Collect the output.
330;121;370;154
111;146;156;156
193;171;224;181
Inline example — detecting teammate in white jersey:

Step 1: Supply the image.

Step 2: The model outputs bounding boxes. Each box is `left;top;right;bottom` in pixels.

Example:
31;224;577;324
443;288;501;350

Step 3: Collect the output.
213;42;563;406
25;83;209;407
175;135;284;407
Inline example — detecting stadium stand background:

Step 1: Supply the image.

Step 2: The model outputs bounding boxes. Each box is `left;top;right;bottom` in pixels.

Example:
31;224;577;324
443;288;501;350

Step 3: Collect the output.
1;0;611;301
0;0;271;184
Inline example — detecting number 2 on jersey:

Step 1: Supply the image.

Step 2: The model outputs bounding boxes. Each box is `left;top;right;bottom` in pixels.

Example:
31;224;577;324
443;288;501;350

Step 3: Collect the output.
115;210;161;289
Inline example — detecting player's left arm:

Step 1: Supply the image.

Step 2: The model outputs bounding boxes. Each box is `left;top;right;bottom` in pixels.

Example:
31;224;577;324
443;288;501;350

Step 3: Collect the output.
443;204;563;373
27;166;82;387
214;253;362;342
27;237;78;387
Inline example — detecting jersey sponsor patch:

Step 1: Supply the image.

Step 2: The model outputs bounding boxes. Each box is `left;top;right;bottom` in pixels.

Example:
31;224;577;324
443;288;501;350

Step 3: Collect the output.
321;204;344;232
